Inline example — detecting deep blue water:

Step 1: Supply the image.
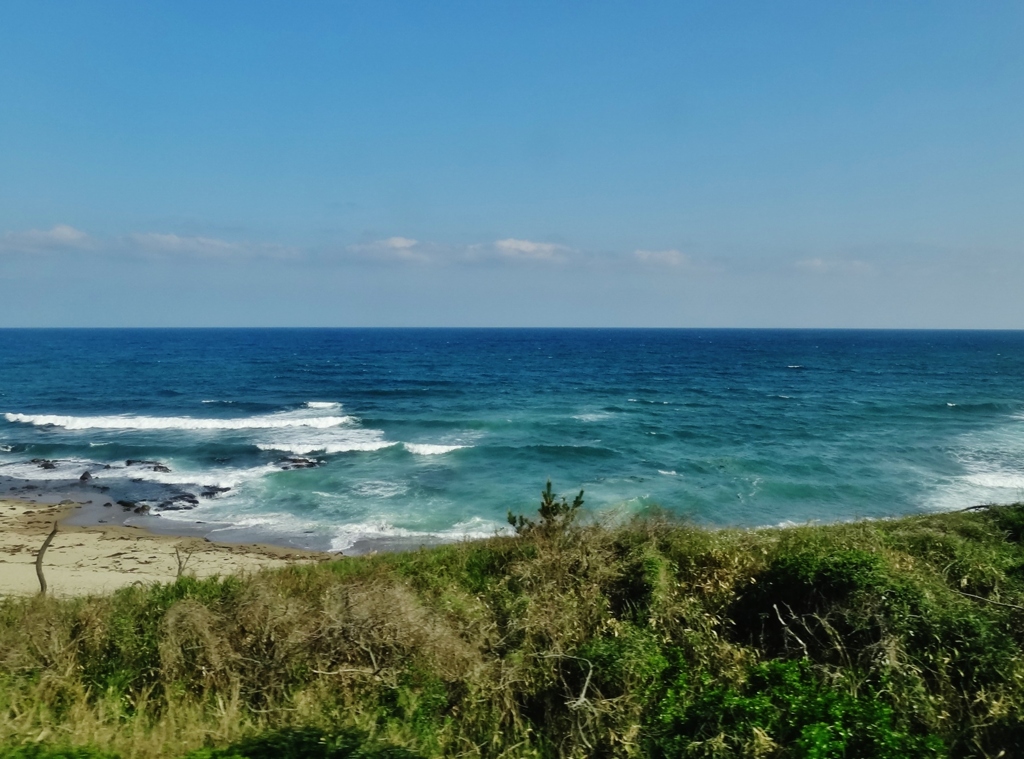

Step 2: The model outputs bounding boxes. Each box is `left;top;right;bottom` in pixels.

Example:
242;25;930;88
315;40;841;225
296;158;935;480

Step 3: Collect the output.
2;329;1024;551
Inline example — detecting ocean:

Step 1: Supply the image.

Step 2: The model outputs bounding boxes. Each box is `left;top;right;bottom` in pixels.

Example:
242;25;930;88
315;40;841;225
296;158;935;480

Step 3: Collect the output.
2;329;1023;553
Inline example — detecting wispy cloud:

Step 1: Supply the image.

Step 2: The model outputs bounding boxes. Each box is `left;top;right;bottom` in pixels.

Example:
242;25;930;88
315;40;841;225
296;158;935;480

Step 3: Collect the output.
634;249;690;267
128;232;297;259
0;224;91;251
347;236;430;262
379;236;418;250
494;238;569;261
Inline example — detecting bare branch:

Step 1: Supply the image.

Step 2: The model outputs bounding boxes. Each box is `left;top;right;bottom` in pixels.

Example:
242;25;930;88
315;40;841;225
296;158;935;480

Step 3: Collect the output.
35;521;59;595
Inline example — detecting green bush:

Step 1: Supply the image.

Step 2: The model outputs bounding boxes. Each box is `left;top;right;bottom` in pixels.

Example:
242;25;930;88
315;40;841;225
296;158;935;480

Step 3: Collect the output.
649;660;945;758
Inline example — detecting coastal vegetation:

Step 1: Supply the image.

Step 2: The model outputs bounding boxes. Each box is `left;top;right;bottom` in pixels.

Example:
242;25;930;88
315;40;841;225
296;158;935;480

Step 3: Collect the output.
2;487;1024;757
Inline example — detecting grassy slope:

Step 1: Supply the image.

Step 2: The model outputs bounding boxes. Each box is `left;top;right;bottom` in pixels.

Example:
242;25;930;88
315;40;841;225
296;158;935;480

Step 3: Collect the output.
2;501;1024;758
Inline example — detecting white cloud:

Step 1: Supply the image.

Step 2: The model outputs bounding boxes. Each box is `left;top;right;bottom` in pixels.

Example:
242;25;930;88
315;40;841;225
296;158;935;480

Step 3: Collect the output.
634;249;690;267
380;236;418;249
348;237;429;262
131;232;239;256
494;238;568;260
129;232;296;259
1;224;91;251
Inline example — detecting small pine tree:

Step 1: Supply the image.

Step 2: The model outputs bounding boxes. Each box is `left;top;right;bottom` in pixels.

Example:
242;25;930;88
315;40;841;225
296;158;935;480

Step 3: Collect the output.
508;480;584;536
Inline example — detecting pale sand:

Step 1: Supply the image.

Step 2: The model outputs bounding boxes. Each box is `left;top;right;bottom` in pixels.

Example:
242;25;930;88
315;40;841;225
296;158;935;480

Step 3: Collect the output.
0;498;328;597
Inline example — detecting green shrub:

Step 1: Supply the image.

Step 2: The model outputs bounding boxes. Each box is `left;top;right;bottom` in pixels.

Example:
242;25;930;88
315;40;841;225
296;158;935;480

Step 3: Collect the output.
649;659;945;758
507;480;584;536
74;575;243;701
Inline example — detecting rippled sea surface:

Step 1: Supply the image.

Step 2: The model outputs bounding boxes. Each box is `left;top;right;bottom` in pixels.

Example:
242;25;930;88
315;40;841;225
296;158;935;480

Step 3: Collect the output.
2;329;1023;551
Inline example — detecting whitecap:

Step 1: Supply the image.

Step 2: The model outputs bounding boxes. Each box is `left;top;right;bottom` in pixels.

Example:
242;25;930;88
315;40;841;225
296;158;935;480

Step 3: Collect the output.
256;441;396;455
658;470;677;476
4;411;355;431
254;422;394;455
306;401;341;410
573;412;609;422
329;515;509;553
352;480;408;498
403;443;467;455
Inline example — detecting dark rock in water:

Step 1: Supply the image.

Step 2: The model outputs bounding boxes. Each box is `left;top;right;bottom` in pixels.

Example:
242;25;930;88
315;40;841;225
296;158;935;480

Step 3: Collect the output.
279;456;322;470
97;485;110;492
31;458;57;470
133;504;150;515
157;493;199;511
103;464;111;469
103;502;113;507
117;500;137;511
126;459;170;471
201;486;231;498
79;471;92;482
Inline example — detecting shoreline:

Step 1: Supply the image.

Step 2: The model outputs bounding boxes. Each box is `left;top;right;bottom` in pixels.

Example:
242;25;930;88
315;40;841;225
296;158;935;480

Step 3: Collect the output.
0;496;329;597
2;468;473;557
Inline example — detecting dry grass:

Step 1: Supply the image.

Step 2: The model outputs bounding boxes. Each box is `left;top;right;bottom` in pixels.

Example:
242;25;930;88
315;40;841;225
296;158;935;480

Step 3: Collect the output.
3;500;1024;757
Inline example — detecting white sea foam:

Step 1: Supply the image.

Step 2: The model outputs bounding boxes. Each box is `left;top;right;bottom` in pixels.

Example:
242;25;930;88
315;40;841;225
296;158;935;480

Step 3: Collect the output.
963;470;1024;490
256;441;395;455
0;444;12;452
573;412;610;422
403;443;466;455
352;480;408;498
4;411;354;431
0;454;282;492
305;401;341;409
255;423;394;455
658;470;677;476
0;457;98;480
130;462;282;489
329;516;509;553
926;418;1024;511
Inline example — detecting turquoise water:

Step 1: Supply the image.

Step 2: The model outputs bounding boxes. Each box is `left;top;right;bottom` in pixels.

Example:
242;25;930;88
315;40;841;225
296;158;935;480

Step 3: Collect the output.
2;329;1023;552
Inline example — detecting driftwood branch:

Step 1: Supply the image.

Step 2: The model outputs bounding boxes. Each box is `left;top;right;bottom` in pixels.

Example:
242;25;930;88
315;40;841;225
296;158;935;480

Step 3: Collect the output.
174;545;196;578
35;521;59;595
535;653;595;710
774;603;810;658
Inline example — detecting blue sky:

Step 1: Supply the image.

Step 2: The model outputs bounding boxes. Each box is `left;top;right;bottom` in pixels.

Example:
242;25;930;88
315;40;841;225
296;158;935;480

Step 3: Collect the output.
1;1;1022;327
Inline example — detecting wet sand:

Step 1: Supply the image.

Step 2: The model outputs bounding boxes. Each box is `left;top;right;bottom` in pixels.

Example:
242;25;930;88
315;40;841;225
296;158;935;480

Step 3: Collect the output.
0;497;328;597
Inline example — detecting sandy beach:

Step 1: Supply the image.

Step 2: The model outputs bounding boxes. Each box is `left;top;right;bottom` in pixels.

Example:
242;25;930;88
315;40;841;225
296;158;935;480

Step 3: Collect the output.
0;497;327;597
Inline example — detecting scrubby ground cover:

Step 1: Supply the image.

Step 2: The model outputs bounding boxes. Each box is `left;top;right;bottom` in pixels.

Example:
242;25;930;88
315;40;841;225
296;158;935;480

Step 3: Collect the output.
3;492;1024;758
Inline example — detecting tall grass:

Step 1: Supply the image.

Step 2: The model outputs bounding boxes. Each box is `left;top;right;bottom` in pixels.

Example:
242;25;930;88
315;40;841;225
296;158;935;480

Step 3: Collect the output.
3;496;1024;757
